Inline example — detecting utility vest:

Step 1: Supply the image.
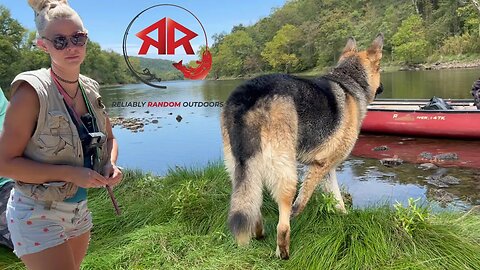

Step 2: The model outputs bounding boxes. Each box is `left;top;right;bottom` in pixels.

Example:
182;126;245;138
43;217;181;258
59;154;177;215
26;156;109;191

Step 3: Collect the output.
10;68;109;201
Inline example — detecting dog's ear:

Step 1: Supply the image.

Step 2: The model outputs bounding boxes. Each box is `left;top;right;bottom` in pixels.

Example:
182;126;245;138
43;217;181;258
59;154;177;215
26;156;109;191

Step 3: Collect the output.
342;37;357;54
367;33;384;61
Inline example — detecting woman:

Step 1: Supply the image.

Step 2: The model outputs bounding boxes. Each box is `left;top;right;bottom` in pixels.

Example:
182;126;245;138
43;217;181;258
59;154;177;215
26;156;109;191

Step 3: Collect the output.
0;1;122;269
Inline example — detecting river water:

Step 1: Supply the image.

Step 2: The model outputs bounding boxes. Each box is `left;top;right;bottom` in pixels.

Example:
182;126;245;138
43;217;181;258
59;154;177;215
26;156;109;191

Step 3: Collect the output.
100;68;480;209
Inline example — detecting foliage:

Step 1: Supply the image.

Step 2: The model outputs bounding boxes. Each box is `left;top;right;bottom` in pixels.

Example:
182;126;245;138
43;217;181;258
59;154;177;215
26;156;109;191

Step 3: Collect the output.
391;15;430;64
262;24;302;73
211;30;257;77
210;0;480;77
394;197;430;236
439;33;480;55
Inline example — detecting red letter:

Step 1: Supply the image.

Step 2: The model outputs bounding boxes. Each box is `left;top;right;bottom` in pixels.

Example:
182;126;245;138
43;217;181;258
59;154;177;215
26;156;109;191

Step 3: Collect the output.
167;18;198;55
136;18;167;55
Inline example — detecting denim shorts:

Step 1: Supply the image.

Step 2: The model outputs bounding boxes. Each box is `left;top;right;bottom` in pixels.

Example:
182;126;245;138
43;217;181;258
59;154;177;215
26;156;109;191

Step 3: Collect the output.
6;188;92;258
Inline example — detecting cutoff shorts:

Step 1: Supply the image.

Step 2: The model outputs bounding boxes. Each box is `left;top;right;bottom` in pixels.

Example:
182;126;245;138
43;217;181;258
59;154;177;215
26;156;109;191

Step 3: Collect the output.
6;188;92;257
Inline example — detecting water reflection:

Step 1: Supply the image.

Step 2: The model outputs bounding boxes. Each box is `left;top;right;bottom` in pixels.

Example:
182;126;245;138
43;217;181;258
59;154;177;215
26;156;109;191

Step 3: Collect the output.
337;157;479;210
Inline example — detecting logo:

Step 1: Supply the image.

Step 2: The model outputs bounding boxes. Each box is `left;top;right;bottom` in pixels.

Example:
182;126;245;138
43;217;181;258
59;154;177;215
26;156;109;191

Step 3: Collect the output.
123;4;212;88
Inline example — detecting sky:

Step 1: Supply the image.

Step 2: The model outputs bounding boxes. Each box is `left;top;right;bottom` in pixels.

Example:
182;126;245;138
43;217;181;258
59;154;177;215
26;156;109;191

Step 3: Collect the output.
0;0;287;60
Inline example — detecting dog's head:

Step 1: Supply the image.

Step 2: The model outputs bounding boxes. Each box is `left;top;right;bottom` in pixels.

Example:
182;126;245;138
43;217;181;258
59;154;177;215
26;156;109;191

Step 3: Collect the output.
338;33;384;102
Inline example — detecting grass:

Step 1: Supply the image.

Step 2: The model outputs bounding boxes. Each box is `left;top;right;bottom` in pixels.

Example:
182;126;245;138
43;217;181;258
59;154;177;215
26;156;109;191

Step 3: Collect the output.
1;163;479;269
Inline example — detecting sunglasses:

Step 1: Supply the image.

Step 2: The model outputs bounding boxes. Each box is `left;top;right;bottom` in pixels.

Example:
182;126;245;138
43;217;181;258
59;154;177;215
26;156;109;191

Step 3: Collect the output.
42;32;88;50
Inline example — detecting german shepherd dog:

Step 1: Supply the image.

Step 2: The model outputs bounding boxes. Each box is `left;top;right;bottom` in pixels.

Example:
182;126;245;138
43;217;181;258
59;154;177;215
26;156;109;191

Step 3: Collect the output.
221;34;384;259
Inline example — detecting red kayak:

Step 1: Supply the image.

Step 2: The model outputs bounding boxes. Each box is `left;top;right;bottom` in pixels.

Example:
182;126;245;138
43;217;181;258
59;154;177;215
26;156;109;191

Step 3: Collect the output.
362;99;480;139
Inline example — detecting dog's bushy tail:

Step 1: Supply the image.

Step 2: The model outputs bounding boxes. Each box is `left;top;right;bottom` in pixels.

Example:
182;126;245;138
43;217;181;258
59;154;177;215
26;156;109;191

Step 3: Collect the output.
228;162;263;246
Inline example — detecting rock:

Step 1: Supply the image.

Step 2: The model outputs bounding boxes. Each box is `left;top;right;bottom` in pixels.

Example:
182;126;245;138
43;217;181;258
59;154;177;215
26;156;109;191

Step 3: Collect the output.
425;175;460;188
438;175;460;185
434;152;458;161
372;145;389;151
152;119;159;124
145;111;150;114
428;189;455;204
419;152;434;160
380;156;403;167
168;113;173;115
426;177;449;188
176;115;183;122
419;163;438;170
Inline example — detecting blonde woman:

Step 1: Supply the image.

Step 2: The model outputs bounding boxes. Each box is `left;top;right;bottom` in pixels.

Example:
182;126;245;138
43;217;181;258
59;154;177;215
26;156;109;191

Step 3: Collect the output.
0;1;122;269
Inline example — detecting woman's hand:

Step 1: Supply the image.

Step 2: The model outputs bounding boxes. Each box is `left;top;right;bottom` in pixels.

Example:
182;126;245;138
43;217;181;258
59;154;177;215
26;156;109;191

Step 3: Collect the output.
66;167;109;188
102;162;123;188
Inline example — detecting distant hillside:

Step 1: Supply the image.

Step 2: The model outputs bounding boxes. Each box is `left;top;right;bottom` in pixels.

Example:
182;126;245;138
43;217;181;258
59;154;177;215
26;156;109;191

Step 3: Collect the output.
210;0;480;78
131;56;183;81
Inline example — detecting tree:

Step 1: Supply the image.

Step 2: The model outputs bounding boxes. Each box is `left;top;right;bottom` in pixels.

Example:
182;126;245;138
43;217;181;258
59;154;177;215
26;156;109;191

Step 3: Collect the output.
0;6;25;49
0;6;26;91
472;0;480;15
261;24;301;73
391;15;430;64
212;30;256;76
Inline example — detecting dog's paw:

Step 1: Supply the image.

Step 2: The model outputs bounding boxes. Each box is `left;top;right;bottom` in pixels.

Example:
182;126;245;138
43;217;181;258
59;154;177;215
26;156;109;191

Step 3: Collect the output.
254;220;265;240
254;232;266;240
336;204;348;214
276;245;290;260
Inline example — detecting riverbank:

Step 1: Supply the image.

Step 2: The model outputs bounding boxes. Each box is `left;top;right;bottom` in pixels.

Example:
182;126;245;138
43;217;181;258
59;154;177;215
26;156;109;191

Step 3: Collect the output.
212;56;480;80
1;164;479;269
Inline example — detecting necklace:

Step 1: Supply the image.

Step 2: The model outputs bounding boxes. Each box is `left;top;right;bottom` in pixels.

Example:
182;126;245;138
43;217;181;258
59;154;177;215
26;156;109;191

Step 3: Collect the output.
51;69;79;84
51;70;80;109
63;86;79;100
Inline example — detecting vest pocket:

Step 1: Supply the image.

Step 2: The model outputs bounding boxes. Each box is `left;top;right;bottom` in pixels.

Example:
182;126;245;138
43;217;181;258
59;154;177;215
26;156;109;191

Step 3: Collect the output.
37;111;75;156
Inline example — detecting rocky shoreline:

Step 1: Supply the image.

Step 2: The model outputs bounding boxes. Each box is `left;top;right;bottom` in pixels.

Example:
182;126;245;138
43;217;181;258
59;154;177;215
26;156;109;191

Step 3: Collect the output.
110;115;183;132
399;59;480;71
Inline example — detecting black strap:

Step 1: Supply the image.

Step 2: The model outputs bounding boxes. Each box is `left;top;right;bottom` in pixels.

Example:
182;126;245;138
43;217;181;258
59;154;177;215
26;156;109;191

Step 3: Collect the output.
62;100;95;168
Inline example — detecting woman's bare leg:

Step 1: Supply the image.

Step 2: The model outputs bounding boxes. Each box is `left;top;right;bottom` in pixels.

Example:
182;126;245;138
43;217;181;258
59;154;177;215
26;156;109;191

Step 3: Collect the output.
20;231;90;270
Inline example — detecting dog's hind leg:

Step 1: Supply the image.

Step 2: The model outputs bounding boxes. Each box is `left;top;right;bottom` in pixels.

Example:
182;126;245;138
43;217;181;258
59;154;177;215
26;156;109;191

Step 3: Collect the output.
291;161;332;217
266;154;297;260
323;168;347;213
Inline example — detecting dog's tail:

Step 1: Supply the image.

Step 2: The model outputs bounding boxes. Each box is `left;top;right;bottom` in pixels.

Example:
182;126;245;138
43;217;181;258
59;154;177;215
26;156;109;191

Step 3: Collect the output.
227;160;264;246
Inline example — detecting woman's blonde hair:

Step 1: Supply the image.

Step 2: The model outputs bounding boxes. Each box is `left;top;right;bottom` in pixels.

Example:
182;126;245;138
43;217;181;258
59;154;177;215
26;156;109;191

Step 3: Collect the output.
28;0;86;37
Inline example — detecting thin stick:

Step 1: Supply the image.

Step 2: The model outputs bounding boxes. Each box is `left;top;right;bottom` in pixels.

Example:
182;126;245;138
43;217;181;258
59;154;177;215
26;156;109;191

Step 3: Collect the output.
105;185;121;215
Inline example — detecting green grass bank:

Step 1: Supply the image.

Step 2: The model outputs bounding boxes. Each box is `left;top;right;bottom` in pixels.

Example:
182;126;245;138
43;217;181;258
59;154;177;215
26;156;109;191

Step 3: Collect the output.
1;163;479;269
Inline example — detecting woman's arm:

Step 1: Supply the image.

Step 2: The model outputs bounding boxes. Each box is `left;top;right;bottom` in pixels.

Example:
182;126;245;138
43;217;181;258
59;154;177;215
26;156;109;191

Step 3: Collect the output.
102;117;123;186
0;83;108;188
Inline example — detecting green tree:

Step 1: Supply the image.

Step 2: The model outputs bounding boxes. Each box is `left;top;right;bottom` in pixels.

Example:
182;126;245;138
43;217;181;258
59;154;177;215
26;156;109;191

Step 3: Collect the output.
0;6;25;49
0;6;25;91
392;15;430;64
261;24;302;73
212;30;256;77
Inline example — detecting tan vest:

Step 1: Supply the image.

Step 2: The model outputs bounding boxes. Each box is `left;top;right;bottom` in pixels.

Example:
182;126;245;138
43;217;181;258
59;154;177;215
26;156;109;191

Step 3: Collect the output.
10;68;110;201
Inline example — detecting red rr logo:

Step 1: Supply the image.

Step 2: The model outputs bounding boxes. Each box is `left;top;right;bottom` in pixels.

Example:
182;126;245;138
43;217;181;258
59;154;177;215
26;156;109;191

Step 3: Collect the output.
136;18;198;55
